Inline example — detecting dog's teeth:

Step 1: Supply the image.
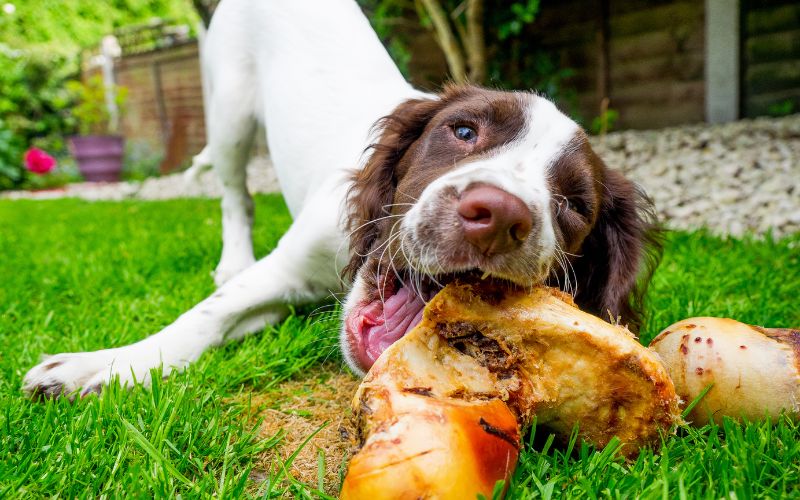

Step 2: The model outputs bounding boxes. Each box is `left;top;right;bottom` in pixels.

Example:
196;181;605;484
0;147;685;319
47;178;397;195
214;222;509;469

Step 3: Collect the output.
481;271;490;280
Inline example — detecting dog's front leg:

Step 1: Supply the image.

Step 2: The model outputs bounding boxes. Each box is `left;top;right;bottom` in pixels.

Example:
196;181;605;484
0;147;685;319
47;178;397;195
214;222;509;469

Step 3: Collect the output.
22;186;348;399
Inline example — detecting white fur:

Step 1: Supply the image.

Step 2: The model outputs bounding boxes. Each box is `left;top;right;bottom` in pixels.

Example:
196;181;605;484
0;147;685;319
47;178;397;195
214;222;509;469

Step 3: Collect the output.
22;0;577;396
23;0;422;397
339;273;371;375
339;94;580;375
400;94;579;280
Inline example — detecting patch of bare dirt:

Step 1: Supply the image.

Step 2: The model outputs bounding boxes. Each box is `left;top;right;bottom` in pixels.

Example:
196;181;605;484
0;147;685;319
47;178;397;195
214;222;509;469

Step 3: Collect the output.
236;364;361;495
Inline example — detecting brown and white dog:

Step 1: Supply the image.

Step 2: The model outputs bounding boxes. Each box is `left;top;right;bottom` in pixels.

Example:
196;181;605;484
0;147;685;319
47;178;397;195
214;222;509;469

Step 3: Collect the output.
23;0;658;397
341;85;659;374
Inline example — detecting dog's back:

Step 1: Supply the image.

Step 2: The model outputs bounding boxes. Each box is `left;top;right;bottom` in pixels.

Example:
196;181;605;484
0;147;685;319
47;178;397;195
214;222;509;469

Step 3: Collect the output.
203;0;423;213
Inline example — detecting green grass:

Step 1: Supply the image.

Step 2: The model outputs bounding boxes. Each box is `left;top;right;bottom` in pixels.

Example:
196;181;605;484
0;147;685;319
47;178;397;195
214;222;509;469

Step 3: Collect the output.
0;196;798;498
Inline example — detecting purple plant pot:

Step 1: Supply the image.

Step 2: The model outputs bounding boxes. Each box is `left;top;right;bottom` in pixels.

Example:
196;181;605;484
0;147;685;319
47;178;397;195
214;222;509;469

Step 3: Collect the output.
69;135;125;182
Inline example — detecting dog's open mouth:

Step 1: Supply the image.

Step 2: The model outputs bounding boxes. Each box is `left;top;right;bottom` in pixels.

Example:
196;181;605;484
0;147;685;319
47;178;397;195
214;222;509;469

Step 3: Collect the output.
345;270;499;373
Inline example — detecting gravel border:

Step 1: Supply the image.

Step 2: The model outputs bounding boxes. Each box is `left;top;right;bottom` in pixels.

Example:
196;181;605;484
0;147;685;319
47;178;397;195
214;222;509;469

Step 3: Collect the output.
591;114;800;238
4;115;799;238
1;157;280;202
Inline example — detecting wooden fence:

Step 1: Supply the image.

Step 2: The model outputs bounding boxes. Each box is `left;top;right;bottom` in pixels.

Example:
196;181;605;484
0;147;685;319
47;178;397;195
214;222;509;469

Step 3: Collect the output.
82;21;210;174
113;41;206;173
85;2;800;170
741;0;800;117
529;0;705;130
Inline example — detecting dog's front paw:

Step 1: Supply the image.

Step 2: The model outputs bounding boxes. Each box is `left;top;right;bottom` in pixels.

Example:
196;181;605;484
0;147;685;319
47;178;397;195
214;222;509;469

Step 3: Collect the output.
22;349;138;400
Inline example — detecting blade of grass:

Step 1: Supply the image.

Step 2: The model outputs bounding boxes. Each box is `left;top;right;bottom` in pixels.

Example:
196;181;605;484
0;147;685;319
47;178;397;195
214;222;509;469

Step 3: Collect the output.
120;417;198;492
682;383;715;419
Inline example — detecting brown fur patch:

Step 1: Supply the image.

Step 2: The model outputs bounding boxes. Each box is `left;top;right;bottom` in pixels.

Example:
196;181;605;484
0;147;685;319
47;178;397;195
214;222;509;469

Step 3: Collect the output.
343;85;527;279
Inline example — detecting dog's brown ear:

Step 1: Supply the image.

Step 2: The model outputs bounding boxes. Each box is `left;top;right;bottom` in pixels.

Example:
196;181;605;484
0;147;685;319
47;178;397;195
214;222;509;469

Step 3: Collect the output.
344;97;444;278
572;168;662;332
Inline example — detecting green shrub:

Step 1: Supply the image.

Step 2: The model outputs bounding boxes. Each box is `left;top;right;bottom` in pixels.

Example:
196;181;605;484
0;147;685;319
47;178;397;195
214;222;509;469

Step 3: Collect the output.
591;107;620;136
0;118;24;190
0;0;199;55
766;99;796;117
0;45;77;150
124;140;163;181
357;1;579;114
0;45;78;189
66;75;128;136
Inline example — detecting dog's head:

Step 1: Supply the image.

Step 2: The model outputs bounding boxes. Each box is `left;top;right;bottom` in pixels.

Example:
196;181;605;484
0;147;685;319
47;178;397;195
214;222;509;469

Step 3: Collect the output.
341;85;660;375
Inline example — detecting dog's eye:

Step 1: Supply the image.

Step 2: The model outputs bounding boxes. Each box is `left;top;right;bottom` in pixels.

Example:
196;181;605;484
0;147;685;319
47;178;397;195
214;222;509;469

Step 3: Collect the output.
454;125;477;143
566;197;587;216
555;195;587;218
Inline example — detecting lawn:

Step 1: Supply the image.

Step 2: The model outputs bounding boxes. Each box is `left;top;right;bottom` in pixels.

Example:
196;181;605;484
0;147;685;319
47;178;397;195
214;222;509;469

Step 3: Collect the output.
0;195;798;498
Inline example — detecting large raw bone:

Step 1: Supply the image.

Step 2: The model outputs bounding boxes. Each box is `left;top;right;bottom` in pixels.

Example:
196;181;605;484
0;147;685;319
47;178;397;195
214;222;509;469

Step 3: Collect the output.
341;283;680;499
650;317;800;425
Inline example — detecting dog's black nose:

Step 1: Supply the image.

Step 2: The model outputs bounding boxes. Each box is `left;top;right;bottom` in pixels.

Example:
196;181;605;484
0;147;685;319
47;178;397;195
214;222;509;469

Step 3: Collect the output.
457;185;532;256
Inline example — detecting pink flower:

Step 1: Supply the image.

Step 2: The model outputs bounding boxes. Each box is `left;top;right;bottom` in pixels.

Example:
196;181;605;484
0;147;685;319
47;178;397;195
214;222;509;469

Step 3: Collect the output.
24;147;56;175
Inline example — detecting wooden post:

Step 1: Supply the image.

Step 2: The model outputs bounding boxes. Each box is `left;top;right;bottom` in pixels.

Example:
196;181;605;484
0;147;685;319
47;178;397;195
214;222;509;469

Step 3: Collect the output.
197;21;211;144
100;35;121;134
152;60;169;150
705;0;740;123
596;0;611;120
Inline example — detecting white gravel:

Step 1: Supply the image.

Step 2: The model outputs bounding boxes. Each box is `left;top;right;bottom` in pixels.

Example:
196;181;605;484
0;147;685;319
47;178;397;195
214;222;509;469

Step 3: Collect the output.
591;114;800;238
1;156;281;202
4;115;799;237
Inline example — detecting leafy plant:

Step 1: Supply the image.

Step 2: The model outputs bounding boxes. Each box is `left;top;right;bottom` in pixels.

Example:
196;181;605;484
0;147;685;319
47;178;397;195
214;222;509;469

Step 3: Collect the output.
591;106;619;136
0;0;196;190
0;46;78;189
358;1;578;114
359;0;542;84
0;0;199;55
0;118;24;190
497;0;540;41
0;46;77;146
124;140;163;181
20;157;82;190
767;99;796;117
66;75;128;136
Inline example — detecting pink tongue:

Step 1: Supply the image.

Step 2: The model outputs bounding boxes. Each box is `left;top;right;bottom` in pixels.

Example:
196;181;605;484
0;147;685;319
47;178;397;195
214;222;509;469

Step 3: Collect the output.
363;287;427;363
